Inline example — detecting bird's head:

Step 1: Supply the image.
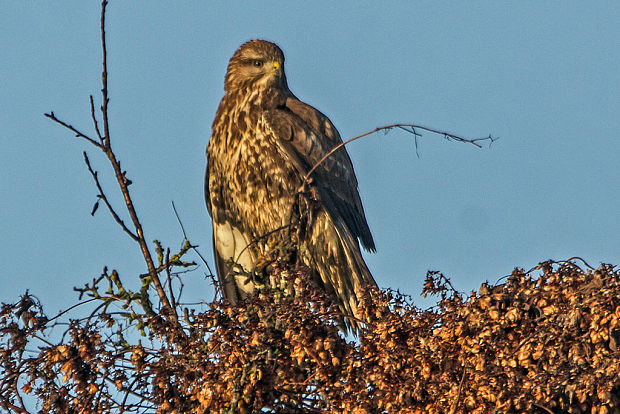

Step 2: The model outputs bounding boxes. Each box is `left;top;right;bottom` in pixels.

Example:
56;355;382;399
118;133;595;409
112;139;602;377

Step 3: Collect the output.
224;40;289;94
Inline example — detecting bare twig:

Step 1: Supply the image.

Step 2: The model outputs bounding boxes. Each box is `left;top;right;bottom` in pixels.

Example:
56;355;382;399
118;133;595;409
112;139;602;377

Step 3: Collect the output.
45;0;179;327
100;0;110;147
562;256;595;270
95;0;177;325
303;123;496;184
89;95;103;143
165;249;177;310
31;334;55;348
0;400;30;414
171;201;214;277
439;272;460;295
83;151;139;241
533;403;554;414
46;297;99;324
12;382;28;414
171;201;218;297
44;112;102;149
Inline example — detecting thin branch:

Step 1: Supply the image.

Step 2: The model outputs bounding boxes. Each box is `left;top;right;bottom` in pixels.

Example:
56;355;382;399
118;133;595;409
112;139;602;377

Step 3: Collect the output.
171;201;218;295
44;112;102;149
562;256;595;270
0;400;30;414
171;201;189;239
44;0;180;328
533;403;554;414
303;123;496;184
83;151;139;241
165;249;177;310
436;272;461;295
92;0;178;326
100;0;110;147
12;382;28;414
31;334;55;348
46;297;99;323
101;373;151;405
89;95;104;143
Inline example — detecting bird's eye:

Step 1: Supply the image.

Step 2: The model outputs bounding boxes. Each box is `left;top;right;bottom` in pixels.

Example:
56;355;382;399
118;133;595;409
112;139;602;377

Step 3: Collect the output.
252;60;263;68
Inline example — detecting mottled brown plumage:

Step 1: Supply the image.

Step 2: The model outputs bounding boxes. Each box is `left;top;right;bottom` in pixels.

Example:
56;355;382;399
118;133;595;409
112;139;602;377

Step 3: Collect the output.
205;40;376;331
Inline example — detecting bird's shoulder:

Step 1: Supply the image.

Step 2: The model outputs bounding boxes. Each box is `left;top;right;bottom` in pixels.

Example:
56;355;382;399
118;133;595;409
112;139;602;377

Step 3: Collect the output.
283;97;341;144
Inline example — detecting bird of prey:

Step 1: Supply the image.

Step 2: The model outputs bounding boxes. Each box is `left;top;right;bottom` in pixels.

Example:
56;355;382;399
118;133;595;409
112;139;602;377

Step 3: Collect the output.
205;40;377;331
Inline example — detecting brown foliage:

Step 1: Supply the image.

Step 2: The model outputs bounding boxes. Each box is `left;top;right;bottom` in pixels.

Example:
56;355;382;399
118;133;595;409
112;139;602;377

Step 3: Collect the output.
1;256;619;413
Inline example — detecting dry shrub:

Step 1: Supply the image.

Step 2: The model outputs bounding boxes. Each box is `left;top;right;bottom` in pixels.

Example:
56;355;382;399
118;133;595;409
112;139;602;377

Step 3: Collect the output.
1;253;619;413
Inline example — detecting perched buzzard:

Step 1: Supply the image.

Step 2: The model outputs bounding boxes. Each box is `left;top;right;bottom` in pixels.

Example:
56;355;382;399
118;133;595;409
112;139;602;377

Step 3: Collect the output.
205;40;377;330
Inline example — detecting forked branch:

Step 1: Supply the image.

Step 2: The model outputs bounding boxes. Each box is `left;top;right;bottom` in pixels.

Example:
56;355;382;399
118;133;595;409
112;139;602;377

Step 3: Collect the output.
44;0;179;327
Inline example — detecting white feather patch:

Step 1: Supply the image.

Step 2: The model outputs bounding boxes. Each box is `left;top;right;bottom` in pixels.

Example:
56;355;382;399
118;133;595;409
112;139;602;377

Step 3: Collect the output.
213;221;256;295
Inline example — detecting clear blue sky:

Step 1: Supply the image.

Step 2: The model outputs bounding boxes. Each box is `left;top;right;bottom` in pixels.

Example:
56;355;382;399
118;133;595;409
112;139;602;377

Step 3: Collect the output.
1;2;619;312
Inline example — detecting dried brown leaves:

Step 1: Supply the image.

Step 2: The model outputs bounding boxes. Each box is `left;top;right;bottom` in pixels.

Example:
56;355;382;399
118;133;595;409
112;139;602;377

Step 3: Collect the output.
1;258;619;413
